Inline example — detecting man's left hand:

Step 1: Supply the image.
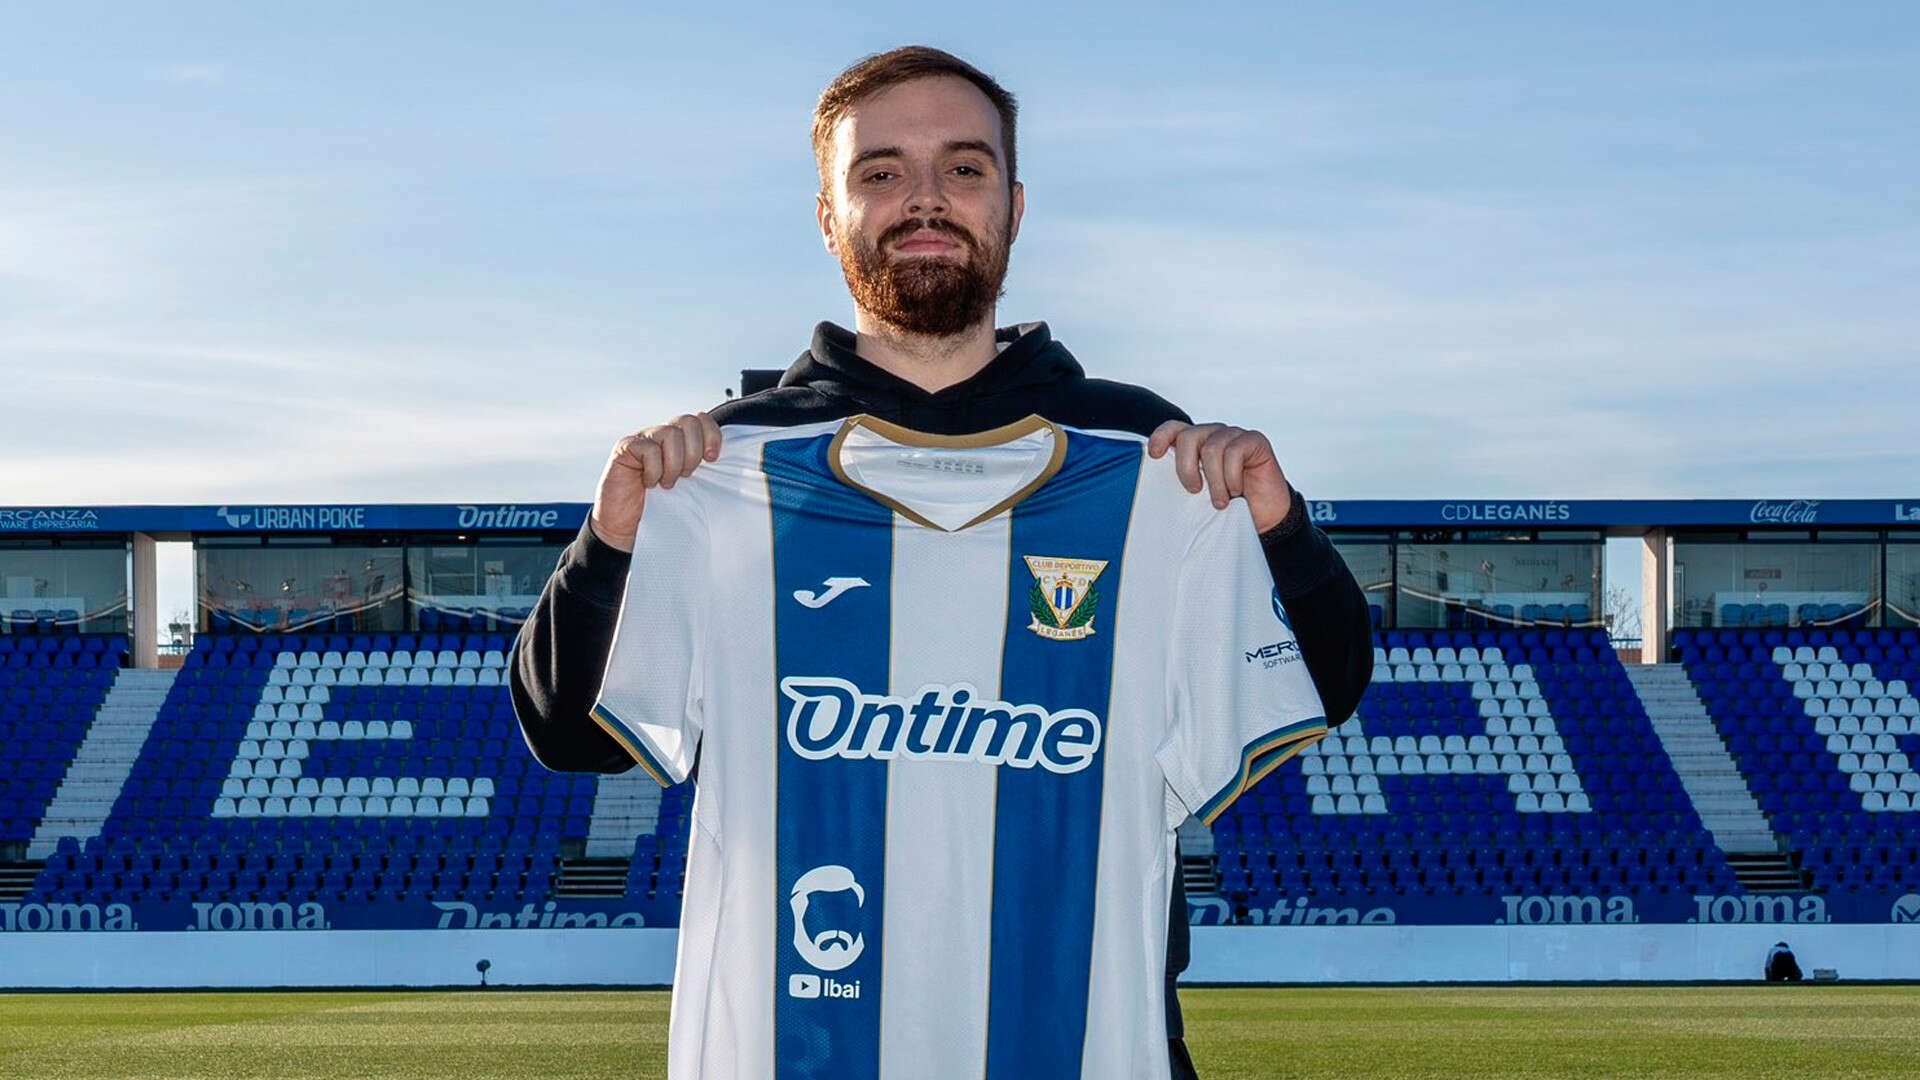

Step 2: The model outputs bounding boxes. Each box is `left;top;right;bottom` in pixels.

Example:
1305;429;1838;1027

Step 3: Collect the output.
1147;421;1292;533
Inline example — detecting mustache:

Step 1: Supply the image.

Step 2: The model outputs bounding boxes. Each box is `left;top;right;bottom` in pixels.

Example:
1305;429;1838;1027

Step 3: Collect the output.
877;216;979;253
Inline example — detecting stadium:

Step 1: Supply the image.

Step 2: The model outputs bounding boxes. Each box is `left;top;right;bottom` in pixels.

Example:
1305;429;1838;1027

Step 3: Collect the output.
3;490;1917;1075
8;6;1918;1077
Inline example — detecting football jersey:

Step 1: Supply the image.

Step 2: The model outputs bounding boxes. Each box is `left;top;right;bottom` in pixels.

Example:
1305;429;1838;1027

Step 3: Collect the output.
592;413;1327;1080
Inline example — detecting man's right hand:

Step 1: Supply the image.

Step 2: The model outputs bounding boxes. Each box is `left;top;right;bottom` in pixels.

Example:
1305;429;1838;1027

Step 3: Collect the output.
589;412;723;553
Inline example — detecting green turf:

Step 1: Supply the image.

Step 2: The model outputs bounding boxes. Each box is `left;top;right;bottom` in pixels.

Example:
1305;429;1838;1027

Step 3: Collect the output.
0;986;1911;1078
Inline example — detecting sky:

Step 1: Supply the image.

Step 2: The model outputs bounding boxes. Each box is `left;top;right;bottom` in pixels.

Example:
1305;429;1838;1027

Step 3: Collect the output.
2;3;1916;624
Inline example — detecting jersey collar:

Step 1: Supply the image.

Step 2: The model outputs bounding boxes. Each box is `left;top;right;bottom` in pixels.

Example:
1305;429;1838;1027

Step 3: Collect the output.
826;413;1068;532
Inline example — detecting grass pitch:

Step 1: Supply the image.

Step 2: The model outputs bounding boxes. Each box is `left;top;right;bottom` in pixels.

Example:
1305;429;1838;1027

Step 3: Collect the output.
0;985;1912;1079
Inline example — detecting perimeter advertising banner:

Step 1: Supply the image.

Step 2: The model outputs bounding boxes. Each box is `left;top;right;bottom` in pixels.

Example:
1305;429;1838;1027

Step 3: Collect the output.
1186;891;1920;927
0;897;670;934
4;891;1918;932
4;500;1920;535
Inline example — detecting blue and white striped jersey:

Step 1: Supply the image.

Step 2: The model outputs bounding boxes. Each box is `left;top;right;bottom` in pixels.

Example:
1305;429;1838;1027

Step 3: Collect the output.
592;414;1326;1080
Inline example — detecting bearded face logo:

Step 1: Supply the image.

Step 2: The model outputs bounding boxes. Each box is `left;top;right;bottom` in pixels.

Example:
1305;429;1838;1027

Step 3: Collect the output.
789;864;866;972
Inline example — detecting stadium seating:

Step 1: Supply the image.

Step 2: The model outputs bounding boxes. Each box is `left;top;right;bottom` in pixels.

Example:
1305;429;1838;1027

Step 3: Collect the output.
1210;629;1741;914
1677;628;1920;893
23;633;591;910
1714;603;1871;630
14;625;1914;926
0;636;126;846
626;783;692;909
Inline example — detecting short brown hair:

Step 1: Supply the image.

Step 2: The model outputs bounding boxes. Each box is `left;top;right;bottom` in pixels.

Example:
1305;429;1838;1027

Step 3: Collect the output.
812;46;1018;191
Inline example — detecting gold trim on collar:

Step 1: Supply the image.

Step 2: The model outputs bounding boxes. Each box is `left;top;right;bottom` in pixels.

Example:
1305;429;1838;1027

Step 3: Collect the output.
826;413;1068;532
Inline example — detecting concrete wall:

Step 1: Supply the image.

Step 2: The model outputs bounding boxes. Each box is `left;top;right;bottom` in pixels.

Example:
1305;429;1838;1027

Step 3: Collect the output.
2;928;679;989
1188;923;1920;982
5;925;1916;989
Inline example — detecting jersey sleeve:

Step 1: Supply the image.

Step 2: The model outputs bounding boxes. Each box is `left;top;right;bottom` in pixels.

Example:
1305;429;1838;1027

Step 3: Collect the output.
1155;496;1329;827
588;485;709;787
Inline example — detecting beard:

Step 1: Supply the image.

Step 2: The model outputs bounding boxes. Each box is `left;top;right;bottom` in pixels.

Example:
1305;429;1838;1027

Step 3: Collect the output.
837;213;1011;337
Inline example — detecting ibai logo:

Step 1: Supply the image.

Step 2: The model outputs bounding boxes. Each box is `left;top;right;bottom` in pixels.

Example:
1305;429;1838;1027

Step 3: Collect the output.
788;973;862;1000
787;865;866;1003
791;865;865;972
1022;555;1107;641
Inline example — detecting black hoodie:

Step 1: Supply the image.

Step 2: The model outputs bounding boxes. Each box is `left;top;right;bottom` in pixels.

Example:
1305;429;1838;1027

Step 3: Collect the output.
510;320;1374;1050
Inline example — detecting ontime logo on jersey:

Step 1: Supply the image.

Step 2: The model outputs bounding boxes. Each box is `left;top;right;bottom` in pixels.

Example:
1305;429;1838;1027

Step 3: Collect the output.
780;677;1102;774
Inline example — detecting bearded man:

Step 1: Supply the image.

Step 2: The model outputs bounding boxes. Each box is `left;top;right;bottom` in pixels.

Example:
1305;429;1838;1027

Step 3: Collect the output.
513;46;1374;1079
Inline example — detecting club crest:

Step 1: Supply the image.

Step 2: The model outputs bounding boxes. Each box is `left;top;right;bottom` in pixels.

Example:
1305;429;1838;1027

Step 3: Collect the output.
1023;555;1109;641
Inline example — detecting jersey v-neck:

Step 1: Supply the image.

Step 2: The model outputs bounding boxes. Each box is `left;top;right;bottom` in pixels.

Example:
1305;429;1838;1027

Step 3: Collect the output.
826;413;1068;532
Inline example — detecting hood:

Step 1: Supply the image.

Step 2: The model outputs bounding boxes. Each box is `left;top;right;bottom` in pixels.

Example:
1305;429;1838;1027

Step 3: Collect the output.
776;321;1087;419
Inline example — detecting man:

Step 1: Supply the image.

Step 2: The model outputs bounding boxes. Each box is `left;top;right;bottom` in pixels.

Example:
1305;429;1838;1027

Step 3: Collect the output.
512;46;1373;1078
1765;941;1803;982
